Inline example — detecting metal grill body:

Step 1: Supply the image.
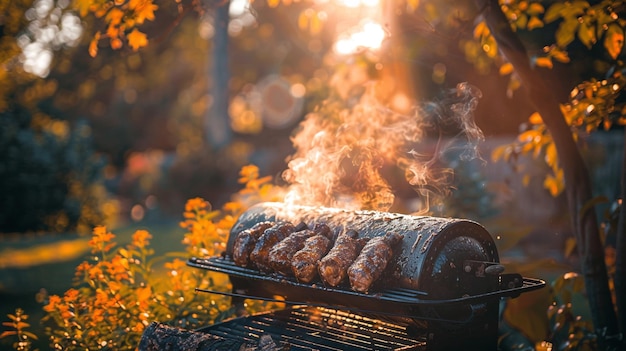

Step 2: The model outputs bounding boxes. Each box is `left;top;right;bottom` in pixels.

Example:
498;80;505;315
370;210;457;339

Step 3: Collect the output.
189;203;545;351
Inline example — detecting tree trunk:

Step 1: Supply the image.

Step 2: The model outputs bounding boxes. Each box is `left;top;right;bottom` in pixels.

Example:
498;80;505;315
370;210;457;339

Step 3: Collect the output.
207;2;233;150
473;1;621;349
616;128;625;336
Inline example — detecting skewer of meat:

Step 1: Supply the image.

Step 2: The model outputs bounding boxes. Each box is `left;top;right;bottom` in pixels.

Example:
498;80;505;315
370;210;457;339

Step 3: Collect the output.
249;222;296;272
347;232;403;293
268;229;316;275
318;229;362;287
232;221;274;267
291;224;333;283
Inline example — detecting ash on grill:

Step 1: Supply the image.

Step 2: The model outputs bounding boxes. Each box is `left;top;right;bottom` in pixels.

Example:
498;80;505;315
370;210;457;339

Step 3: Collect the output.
152;202;545;351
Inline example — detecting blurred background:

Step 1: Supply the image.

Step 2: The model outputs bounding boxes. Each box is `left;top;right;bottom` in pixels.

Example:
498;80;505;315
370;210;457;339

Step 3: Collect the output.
0;0;623;347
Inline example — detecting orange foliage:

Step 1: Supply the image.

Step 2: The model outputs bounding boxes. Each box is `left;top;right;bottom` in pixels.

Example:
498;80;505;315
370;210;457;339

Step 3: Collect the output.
75;0;156;55
34;164;284;350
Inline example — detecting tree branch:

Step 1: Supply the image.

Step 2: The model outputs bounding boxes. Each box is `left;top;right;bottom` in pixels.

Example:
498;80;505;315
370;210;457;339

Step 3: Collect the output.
472;1;621;349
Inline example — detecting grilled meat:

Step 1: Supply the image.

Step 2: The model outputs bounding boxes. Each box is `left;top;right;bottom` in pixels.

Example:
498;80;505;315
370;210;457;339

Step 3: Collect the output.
250;222;296;272
318;229;362;287
232;221;274;267
268;229;316;275
347;232;403;293
291;234;332;283
311;223;333;240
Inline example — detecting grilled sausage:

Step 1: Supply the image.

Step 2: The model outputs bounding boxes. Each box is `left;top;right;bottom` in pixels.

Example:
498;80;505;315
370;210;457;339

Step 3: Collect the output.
268;229;316;275
347;232;403;293
250;222;296;272
318;229;361;287
232;221;274;267
291;234;332;283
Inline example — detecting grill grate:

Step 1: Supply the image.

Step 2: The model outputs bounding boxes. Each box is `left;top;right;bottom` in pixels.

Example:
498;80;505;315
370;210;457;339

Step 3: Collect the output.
197;306;427;351
188;256;544;307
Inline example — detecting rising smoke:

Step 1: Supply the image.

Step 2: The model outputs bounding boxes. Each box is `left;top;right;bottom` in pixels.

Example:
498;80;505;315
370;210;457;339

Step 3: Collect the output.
282;81;484;214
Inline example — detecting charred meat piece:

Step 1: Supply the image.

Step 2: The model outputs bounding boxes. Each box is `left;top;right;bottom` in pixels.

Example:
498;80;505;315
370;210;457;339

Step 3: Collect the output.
318;229;362;287
232;221;274;267
347;232;403;293
311;223;332;240
268;229;316;275
291;234;332;283
250;222;296;272
290;223;333;282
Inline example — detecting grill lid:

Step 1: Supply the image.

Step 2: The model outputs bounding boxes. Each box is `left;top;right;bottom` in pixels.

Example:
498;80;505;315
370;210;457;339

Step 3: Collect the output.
226;202;499;298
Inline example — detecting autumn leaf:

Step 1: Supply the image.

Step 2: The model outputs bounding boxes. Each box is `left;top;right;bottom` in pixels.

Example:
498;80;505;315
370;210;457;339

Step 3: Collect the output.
309;13;322;35
528;112;543;124
527;3;545;16
534;56;553;69
106;7;124;25
499;62;514;75
544;142;557;168
130;0;158;24
527;16;543;30
473;21;489;39
551;49;570;63
517;129;540;143
89;31;101;57
406;0;419;11
298;12;308;30
111;37;123;50
73;0;92;17
127;28;148;51
491;144;511;162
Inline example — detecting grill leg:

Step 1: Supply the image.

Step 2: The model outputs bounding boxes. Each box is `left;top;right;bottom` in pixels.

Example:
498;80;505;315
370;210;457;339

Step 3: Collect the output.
425;300;499;351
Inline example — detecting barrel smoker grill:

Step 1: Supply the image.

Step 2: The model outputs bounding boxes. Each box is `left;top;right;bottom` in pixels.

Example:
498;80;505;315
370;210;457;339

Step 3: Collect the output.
188;202;545;351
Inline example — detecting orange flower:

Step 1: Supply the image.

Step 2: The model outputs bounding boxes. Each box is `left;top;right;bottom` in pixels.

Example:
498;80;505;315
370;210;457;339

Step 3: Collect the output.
131;321;145;333
89;308;105;326
104;256;130;281
44;295;62;312
136;286;152;309
57;304;73;320
164;258;186;270
89;226;116;253
94;289;109;305
185;197;209;213
64;289;80;303
108;280;122;292
238;164;260;184
88;265;103;280
222;201;243;214
131;229;152;248
75;261;92;279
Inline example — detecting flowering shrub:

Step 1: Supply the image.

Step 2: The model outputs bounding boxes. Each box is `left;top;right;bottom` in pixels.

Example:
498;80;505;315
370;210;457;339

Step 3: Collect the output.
0;309;38;351
1;164;284;350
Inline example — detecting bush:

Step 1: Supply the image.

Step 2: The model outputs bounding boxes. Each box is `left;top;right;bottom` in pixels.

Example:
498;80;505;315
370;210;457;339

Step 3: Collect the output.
0;165;284;350
0;106;107;234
